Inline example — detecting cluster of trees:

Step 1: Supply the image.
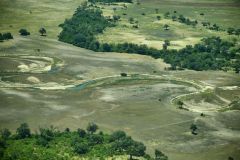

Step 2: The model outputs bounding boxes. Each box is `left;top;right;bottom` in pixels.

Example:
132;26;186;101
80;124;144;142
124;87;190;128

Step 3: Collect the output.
164;12;197;27
0;32;13;42
59;4;240;72
227;27;240;36
162;37;240;71
177;15;198;27
59;4;115;50
202;22;222;31
88;0;132;3
0;123;168;160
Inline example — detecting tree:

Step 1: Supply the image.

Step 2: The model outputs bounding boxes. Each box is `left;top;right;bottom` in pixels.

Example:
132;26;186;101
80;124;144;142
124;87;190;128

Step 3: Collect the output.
172;15;177;21
39;28;47;36
0;129;11;139
163;24;169;30
77;129;86;138
155;149;168;160
127;140;146;160
157;16;161;20
113;15;121;21
120;73;127;77
177;100;184;107
155;8;159;14
88;134;104;145
190;124;198;135
162;44;168;50
2;32;13;40
0;33;3;42
227;28;235;35
228;157;234;160
87;123;98;134
164;12;170;18
73;142;89;154
0;138;6;158
16;123;31;139
19;29;30;36
109;130;126;142
235;28;240;37
129;17;134;24
164;40;170;46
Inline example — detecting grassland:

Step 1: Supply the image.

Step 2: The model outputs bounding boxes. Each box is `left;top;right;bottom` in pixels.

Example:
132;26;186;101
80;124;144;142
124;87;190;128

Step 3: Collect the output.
97;0;240;49
0;0;240;160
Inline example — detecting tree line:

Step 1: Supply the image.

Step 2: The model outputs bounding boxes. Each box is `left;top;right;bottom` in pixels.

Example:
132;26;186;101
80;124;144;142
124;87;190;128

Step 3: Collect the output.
58;4;240;72
0;123;168;160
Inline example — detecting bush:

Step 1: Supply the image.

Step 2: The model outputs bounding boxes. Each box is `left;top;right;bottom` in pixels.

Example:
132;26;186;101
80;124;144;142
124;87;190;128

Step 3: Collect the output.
19;29;30;36
77;129;86;138
73;142;89;154
16;123;31;139
0;129;11;139
0;32;13;40
88;134;104;145
87;123;98;134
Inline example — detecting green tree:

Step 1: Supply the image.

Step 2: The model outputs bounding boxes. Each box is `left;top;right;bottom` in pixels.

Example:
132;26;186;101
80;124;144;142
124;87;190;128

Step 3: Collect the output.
2;32;13;40
127;140;146;160
73;142;89;154
163;24;169;30
129;17;134;24
37;127;55;146
88;134;104;145
19;29;30;36
227;28;235;35
157;16;161;20
190;124;198;134
0;129;11;139
39;28;47;36
155;149;168;160
164;40;170;46
87;123;98;134
235;29;240;37
77;129;86;138
16;123;31;139
164;12;170;18
0;33;3;42
109;130;126;142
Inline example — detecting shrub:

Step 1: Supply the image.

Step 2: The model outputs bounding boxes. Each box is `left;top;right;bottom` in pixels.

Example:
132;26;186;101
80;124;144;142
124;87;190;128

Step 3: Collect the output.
16;123;31;139
19;29;30;36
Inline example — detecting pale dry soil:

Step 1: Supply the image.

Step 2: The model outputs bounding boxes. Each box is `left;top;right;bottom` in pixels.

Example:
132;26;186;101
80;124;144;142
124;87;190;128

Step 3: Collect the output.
0;36;240;160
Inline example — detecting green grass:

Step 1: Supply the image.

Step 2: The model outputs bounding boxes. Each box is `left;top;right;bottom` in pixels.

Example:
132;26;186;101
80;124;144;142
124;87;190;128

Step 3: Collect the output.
0;0;84;38
97;0;240;49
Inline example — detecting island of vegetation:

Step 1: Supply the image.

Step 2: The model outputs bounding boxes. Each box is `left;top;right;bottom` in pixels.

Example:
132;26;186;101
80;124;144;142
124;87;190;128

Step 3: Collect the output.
59;2;240;73
0;123;168;160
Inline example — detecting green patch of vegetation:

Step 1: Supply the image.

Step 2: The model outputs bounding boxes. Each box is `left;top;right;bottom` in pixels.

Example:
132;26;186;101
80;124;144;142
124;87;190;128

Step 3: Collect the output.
19;29;30;36
59;3;114;51
89;0;132;3
0;123;166;160
58;4;240;72
0;32;13;42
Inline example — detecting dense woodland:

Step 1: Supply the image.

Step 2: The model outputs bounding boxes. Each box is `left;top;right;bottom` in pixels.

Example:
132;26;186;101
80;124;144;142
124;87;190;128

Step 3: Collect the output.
0;123;168;160
59;3;240;72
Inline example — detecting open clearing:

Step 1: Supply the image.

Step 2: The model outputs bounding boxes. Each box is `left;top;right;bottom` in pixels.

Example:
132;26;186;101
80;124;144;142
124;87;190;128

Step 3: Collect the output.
0;0;240;159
